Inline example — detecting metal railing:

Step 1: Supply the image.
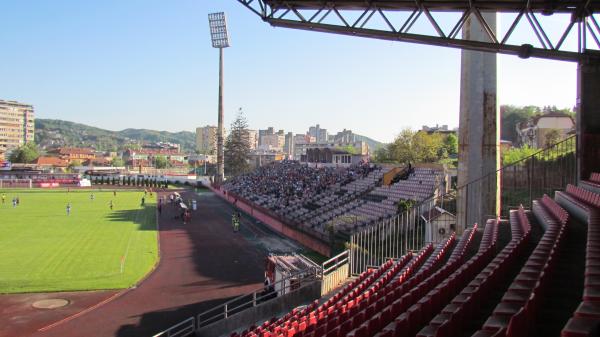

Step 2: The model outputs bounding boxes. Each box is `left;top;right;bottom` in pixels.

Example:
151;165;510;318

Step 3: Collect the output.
196;268;319;329
151;269;319;337
348;135;577;274
151;317;195;337
321;250;350;295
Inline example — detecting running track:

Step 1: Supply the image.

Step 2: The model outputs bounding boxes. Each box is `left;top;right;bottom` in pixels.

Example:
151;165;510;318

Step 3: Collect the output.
2;190;272;337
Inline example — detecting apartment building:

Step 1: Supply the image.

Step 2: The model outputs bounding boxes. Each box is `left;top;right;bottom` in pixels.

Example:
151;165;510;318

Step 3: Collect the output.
0;100;35;157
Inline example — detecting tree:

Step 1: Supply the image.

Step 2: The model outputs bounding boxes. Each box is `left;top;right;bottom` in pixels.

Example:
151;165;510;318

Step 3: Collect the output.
502;145;538;165
8;143;40;163
111;157;124;167
544;129;562;148
372;146;392;163
224;109;251;176
387;129;446;165
390;128;418;164
444;133;458;156
154;156;169;169
500;105;540;144
413;132;444;163
336;144;357;155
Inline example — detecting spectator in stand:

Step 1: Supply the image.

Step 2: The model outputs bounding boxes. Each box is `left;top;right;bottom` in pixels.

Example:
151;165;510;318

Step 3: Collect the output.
222;160;373;211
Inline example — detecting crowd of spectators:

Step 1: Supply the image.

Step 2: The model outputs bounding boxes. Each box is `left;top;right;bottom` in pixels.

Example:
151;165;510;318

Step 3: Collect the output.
223;160;373;208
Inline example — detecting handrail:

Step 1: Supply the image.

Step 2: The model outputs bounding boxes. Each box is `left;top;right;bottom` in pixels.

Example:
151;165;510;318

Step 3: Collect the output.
151;317;195;337
196;267;319;328
322;250;349;274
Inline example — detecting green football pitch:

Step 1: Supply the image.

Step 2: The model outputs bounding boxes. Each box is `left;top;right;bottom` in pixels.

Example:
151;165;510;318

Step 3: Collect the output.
0;189;158;294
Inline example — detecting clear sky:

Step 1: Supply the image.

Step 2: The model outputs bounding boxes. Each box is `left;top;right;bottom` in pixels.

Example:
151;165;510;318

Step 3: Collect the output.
0;1;581;143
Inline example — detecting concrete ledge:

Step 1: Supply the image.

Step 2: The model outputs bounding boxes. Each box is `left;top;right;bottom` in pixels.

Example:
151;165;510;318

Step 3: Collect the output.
196;281;321;337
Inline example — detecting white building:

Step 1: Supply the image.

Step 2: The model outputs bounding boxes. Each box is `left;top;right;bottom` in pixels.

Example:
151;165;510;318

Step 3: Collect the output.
517;113;575;148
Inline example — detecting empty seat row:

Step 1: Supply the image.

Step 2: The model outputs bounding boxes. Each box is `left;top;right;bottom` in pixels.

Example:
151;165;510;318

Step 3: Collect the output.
471;197;569;337
418;208;530;337
360;225;481;337
560;185;600;337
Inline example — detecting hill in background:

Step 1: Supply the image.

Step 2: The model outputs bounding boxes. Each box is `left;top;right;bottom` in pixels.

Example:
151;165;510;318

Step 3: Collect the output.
35;119;196;152
35;118;384;153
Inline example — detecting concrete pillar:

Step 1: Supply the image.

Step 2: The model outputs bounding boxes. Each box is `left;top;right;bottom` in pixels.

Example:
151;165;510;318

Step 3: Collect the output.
577;59;600;181
456;13;501;232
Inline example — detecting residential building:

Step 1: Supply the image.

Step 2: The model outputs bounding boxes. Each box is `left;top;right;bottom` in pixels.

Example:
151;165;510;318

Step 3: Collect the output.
195;126;217;154
248;149;286;169
0;100;35;157
259;134;285;150
123;148;185;167
421;124;457;135
517;112;575;148
34;156;69;169
246;129;258;150
258;127;275;147
144;142;181;153
284;132;295;159
298;141;369;166
49;147;96;163
332;129;356;144
308;124;328;143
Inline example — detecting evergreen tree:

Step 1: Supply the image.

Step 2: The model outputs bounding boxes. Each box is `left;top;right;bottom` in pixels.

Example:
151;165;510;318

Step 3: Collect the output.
224;109;251;176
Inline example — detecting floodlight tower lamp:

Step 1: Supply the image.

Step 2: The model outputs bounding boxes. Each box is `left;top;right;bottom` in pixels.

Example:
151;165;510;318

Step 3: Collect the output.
208;12;230;184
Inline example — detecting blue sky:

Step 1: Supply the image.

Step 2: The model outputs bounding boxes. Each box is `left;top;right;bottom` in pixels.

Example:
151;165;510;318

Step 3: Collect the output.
0;1;581;143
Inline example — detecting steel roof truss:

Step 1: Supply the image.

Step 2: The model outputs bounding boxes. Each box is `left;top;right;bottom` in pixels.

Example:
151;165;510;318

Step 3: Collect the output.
237;0;600;61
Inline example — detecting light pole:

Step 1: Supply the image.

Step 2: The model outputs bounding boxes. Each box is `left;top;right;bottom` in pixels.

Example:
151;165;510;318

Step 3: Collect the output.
208;12;230;184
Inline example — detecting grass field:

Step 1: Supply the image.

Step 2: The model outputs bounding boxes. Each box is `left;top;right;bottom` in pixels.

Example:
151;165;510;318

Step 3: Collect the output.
0;189;158;294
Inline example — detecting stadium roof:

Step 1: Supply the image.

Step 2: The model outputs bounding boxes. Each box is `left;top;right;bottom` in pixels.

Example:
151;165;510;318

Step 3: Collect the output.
261;0;599;13
238;0;600;61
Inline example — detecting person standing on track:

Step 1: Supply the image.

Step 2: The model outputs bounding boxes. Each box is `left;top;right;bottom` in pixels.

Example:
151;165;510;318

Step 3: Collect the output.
232;212;238;232
233;212;241;232
66;203;71;216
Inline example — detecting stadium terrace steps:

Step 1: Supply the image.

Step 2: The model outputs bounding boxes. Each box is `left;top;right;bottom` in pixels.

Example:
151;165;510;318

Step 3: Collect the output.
464;199;569;337
369;224;481;337
560;177;600;337
409;219;503;337
229;176;600;337
579;172;600;195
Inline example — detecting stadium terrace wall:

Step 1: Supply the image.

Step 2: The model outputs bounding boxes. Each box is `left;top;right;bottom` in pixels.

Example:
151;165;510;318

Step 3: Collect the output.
208;185;332;257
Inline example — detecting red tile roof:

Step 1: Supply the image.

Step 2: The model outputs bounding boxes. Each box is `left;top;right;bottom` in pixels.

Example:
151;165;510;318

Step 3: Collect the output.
35;156;69;167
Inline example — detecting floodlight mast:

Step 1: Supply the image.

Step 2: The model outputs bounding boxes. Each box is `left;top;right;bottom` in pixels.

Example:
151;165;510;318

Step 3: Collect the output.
208;12;230;184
